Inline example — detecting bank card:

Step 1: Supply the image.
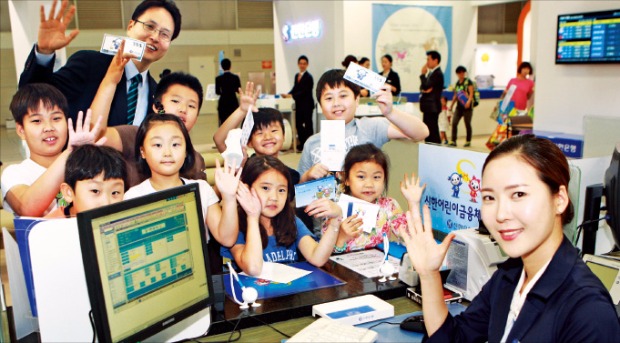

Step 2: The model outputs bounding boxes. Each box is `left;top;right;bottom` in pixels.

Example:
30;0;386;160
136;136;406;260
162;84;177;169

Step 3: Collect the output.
240;107;255;146
294;175;337;208
337;194;380;233
100;34;146;61
343;62;386;93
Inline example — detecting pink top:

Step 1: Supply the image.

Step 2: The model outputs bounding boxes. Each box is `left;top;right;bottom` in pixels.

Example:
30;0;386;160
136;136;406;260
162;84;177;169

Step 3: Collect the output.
506;78;534;110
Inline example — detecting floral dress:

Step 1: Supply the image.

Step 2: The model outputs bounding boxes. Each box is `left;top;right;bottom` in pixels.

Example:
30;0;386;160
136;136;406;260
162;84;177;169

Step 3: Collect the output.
322;197;407;253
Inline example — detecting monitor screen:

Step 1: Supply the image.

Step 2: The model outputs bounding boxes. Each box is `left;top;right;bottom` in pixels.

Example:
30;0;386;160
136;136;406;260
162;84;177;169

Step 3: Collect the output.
604;143;620;250
555;9;620;64
78;184;213;343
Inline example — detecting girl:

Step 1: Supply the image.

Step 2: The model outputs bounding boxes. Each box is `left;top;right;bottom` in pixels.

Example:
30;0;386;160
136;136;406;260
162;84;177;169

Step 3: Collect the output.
325;143;425;253
124;113;242;249
224;155;342;276
401;135;620;342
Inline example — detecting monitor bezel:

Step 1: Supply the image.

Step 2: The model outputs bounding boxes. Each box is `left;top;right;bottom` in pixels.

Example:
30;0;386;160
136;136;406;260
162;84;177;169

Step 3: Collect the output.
77;183;214;343
555;8;620;65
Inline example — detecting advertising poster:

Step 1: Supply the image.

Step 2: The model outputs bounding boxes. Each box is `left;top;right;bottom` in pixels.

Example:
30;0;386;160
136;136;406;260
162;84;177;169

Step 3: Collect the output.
418;145;488;234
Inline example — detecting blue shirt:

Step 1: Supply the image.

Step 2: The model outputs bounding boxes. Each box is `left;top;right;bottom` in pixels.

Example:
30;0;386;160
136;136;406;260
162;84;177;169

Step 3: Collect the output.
221;217;315;264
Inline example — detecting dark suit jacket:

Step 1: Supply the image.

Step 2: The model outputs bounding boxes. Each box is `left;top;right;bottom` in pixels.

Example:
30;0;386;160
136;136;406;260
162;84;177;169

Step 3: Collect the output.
382;69;401;95
427;237;620;343
419;67;444;114
215;71;241;113
19;46;157;127
288;71;314;112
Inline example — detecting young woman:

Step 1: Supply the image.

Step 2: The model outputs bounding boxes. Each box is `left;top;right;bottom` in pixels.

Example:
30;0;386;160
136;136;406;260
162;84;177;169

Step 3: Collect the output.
224;155;342;276
401;135;620;342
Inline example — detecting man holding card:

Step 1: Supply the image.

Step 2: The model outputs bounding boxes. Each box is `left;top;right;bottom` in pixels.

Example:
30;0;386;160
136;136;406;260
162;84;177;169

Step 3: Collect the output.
281;55;315;151
18;0;181;127
419;50;445;144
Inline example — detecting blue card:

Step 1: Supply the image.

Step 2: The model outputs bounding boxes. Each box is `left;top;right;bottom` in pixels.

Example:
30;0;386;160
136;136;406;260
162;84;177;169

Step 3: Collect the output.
294;175;337;208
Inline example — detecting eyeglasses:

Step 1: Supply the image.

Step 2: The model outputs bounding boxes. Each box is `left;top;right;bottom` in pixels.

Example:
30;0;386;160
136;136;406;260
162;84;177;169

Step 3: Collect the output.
135;20;172;42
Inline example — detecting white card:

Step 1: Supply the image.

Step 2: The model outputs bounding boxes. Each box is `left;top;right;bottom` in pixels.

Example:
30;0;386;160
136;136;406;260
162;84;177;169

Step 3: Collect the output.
320;120;346;171
337;194;380;233
240;107;255;147
343;62;386;93
100;34;146;62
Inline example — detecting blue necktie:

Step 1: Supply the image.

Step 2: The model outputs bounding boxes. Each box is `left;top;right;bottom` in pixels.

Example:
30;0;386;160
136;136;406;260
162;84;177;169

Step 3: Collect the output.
127;74;143;125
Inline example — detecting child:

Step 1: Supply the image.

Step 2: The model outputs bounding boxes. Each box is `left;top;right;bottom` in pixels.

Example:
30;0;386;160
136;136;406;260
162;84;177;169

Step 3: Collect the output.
124;113;241;250
298;69;429;183
324;143;424;253
46;145;127;218
400;135;620;341
1;84;103;216
90;42;206;187
439;96;451;145
213;82;301;184
223;155;342;276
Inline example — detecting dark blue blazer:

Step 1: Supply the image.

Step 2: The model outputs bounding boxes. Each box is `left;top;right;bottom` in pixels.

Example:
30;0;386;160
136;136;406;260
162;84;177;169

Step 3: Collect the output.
427;237;620;343
419;67;444;114
288;71;314;112
19;46;157;127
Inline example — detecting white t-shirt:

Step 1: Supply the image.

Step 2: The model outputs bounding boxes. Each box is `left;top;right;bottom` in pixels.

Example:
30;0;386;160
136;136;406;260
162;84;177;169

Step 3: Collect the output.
1;159;57;215
124;178;219;233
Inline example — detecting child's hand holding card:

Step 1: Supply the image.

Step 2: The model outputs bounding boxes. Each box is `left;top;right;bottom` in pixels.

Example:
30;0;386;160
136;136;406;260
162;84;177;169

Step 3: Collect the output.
100;34;146;61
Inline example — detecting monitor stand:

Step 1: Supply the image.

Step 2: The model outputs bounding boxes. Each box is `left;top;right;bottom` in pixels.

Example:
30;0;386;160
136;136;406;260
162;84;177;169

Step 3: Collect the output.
145;307;211;342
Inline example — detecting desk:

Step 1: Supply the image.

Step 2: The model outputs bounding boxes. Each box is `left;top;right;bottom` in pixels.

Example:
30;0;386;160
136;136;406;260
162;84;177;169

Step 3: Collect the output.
207;258;407;335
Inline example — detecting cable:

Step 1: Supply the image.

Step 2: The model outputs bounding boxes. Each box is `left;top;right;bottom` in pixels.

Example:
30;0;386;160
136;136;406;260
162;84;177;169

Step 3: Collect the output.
573;215;608;246
367;321;401;330
227;316;243;343
249;315;291;338
89;310;96;343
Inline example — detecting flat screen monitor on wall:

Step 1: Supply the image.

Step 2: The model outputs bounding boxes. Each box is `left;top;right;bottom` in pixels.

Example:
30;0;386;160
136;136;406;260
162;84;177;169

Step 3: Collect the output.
556;9;620;64
78;184;214;343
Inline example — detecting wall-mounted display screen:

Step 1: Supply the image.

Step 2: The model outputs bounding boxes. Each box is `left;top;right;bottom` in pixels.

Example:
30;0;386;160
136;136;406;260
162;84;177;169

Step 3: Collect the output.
556;9;620;64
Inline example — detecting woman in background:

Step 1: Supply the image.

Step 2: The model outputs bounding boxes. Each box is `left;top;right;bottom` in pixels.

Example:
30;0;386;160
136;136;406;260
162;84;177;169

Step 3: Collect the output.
380;54;401;96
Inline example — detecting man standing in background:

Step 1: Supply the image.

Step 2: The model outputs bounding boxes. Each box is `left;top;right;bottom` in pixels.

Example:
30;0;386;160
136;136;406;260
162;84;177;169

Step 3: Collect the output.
215;58;241;126
419;50;444;144
282;55;314;151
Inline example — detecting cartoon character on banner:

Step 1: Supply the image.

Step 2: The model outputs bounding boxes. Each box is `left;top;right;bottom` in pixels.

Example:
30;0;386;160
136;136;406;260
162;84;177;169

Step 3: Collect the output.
468;176;481;203
448;172;462;198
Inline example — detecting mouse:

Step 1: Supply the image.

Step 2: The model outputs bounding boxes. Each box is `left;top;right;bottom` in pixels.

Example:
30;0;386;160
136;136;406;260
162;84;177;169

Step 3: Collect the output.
400;314;426;333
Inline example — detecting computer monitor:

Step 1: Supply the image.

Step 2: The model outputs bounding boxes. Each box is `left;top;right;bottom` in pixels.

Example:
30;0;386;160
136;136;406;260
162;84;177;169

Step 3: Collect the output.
77;184;214;343
604;143;620;251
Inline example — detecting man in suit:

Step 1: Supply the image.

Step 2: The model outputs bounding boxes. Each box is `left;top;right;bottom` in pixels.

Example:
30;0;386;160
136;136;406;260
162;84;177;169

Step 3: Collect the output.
282;55;314;150
215;58;241;126
18;0;181;127
419;50;444;144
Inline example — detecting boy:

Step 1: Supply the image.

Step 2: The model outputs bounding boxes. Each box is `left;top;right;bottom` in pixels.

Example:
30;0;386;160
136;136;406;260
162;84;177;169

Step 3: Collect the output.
46;145;127;218
213;83;301;184
298;69;429;182
1;84;103;216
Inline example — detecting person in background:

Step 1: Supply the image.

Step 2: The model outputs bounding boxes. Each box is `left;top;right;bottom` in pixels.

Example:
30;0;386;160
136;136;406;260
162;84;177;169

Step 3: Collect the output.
281;55;315;151
439;96;451;145
19;0;182;127
358;57;371;97
498;61;535;112
159;68;171;79
449;66;475;147
400;135;620;342
380;54;401;96
215;58;242;126
341;54;358;69
419;50;444;144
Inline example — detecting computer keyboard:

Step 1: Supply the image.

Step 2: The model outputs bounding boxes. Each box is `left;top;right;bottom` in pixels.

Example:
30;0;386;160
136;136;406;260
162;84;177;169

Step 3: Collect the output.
287;317;378;342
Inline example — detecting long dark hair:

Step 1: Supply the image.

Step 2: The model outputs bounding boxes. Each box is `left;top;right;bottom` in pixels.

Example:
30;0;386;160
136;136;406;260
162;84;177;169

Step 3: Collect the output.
482;134;574;225
240;155;297;249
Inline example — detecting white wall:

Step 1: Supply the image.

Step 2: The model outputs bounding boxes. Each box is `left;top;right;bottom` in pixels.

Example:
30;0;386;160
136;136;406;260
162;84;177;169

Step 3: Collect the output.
531;1;620;135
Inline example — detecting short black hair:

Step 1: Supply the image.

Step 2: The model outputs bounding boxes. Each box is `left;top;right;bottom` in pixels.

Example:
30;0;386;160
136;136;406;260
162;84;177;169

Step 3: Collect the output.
341;55;358;68
249;108;285;137
316;69;360;103
65;145;128;191
426;50;441;64
132;0;182;41
298;55;309;63
455;65;467;74
382;54;393;64
135;113;196;176
10;84;69;125
358;57;369;65
518;61;533;75
154;72;204;110
221;58;232;71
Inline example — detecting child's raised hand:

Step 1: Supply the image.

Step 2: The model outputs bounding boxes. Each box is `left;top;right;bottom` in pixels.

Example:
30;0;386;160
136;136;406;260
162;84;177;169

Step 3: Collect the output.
340;214;363;241
306;163;330;181
236;182;261;219
401;172;426;206
400;206;454;276
372;84;394;116
238;82;260;114
37;0;79;54
215;157;242;201
103;40;135;86
305;198;341;219
67;109;107;150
